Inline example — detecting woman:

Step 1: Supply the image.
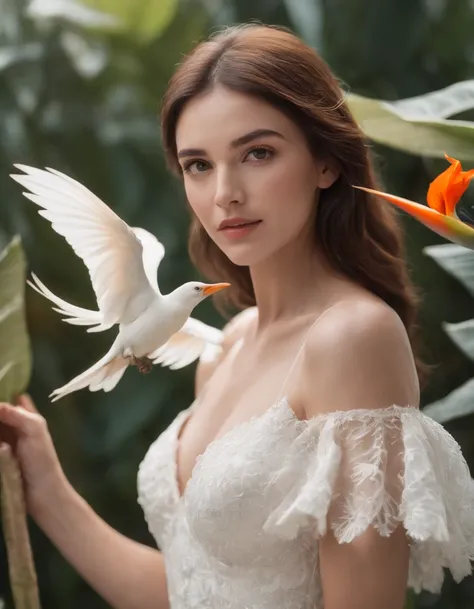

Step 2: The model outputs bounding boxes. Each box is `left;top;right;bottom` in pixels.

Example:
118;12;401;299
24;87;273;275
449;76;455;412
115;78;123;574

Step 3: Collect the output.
1;23;473;609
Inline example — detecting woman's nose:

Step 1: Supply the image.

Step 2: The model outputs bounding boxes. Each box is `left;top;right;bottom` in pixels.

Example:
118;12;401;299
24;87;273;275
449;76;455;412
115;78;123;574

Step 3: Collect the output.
213;167;244;208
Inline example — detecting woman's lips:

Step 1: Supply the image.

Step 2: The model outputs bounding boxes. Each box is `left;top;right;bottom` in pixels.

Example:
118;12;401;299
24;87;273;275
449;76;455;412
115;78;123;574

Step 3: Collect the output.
219;220;262;239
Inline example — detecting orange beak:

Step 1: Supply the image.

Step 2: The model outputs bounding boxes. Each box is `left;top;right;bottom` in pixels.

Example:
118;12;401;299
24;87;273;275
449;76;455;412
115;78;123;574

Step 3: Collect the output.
353;155;474;250
202;282;231;296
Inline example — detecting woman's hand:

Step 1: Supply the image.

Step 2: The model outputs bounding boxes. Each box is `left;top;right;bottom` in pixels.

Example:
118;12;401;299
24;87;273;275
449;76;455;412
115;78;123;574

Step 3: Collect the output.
0;395;67;517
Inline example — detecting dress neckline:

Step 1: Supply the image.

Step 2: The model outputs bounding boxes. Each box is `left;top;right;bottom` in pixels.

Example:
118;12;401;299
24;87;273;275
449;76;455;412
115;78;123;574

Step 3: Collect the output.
172;396;306;505
169;305;336;503
171;395;416;505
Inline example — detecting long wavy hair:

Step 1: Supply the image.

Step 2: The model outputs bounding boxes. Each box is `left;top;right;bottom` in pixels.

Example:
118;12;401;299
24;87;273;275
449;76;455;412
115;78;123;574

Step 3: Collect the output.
160;23;427;383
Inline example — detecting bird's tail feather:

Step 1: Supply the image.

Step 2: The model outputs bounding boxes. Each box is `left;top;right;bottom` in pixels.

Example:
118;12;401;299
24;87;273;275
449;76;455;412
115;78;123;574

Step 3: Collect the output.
28;272;112;333
89;357;128;392
50;343;128;402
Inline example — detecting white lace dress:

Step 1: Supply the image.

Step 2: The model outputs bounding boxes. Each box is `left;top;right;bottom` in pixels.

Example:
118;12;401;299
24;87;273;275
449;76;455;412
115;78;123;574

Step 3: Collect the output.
137;397;474;609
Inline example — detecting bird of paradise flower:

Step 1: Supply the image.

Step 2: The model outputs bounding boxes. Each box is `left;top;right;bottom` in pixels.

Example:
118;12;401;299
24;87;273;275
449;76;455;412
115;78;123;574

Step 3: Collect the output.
355;155;474;249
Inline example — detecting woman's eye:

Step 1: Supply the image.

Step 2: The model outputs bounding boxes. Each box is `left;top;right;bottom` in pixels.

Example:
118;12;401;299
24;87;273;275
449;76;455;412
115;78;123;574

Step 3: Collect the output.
247;147;273;161
183;160;209;174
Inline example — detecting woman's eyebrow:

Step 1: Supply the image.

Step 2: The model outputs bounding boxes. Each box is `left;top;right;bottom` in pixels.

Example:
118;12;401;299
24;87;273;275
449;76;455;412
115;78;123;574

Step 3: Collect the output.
177;128;285;159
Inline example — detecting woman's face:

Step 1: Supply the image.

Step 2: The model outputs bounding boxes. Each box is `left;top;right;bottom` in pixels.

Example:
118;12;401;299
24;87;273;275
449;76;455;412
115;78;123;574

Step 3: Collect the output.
175;85;337;266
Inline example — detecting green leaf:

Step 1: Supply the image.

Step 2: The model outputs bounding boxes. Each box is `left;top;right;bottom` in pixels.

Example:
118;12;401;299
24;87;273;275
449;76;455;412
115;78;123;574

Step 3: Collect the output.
388;79;474;121
346;90;474;161
423;243;474;297
82;0;178;43
443;318;474;362
423;376;474;424
422;243;474;422
0;236;31;403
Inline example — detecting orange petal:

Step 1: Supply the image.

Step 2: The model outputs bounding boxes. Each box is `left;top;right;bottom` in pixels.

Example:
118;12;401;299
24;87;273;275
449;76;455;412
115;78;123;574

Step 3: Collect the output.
444;154;462;170
426;157;457;215
427;155;474;217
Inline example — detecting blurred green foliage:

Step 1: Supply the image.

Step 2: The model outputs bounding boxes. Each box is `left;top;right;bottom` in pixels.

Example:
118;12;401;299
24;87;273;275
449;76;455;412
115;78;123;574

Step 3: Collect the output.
1;0;474;607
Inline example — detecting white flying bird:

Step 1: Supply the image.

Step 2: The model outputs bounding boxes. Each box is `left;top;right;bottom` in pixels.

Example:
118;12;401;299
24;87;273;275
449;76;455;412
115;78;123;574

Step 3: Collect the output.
11;164;230;402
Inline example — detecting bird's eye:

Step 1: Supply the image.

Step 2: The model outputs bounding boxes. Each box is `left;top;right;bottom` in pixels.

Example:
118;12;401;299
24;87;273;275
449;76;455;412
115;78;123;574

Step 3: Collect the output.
194;286;201;292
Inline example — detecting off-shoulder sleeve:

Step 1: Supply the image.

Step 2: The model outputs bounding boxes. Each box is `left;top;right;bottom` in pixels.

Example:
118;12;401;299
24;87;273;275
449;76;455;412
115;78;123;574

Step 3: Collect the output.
262;404;474;594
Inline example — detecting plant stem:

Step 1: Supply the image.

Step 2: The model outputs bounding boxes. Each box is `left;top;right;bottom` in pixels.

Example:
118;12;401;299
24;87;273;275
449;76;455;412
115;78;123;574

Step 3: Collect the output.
0;443;41;609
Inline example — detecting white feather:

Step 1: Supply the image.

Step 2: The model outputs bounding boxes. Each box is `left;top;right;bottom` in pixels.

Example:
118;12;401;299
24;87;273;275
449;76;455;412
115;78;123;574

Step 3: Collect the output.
27;272;111;332
150;317;223;370
49;340;123;402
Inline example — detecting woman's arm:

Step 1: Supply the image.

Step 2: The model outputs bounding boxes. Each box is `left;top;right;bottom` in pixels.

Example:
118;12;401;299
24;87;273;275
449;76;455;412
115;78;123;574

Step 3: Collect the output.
296;298;418;609
33;480;169;609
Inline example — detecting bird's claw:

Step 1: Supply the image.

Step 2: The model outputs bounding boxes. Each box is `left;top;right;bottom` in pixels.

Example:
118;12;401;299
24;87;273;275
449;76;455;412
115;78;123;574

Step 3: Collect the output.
131;356;153;374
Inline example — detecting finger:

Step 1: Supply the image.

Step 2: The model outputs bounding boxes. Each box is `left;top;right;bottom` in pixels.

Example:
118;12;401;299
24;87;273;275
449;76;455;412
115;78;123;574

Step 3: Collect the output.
0;402;41;434
16;394;39;414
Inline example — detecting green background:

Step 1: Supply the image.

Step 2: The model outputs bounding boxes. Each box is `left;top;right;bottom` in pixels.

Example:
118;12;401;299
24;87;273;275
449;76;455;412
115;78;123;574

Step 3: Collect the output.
1;0;474;607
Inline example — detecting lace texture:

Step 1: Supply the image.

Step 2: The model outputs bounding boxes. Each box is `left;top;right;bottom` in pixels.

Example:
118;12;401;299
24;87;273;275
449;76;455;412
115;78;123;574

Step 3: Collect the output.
137;399;474;607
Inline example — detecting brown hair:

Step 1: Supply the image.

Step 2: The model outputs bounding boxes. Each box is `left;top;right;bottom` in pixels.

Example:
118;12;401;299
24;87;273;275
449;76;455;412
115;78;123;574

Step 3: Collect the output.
160;23;428;383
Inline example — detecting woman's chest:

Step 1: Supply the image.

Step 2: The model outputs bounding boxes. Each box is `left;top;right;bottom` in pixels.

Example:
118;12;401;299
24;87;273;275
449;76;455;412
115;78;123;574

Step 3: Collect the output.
137;397;306;554
176;342;306;499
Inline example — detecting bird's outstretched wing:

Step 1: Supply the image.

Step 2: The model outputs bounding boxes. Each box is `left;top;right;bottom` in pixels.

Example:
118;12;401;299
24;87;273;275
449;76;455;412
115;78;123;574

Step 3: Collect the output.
11;165;164;325
150;317;224;369
26;226;165;332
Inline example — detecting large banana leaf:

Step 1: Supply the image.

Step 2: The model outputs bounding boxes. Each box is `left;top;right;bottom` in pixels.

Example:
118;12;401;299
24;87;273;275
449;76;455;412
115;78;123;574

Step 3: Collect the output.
423;243;474;364
423;243;474;421
387;80;474;121
347;80;474;161
0;236;31;402
0;237;39;608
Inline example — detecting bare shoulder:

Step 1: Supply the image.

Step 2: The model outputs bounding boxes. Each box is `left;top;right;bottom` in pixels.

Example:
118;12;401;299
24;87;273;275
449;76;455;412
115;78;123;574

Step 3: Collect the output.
195;307;258;395
297;295;420;417
306;296;410;358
